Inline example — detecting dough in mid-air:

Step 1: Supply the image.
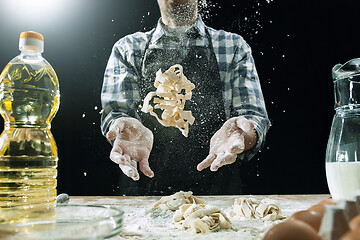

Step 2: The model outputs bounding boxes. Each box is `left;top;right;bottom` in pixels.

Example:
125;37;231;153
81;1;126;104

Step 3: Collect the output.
229;198;285;221
152;191;204;211
173;203;232;234
141;64;195;137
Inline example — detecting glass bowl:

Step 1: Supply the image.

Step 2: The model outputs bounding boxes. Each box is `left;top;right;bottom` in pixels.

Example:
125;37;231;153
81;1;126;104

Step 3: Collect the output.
0;204;124;240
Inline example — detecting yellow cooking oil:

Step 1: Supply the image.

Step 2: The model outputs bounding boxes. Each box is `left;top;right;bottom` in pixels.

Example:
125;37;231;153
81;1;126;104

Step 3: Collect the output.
0;31;60;225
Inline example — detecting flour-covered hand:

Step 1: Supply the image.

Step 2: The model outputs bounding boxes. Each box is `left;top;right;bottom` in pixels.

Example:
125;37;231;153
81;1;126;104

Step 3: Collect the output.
197;116;257;172
107;117;154;180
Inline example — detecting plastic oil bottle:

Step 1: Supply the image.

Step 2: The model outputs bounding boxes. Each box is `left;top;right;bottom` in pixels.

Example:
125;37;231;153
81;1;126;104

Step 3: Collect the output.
0;31;60;223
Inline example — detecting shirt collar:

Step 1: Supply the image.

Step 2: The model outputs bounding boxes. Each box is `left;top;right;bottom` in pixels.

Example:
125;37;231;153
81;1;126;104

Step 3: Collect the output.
150;15;207;44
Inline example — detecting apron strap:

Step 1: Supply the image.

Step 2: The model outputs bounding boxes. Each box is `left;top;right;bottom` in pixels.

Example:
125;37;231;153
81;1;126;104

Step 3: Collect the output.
140;28;156;72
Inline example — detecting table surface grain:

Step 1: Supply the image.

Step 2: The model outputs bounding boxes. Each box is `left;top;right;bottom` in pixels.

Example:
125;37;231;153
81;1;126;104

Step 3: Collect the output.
69;194;330;240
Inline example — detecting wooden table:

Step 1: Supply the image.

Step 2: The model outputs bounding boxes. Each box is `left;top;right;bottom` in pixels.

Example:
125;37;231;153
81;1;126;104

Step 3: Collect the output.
69;194;330;240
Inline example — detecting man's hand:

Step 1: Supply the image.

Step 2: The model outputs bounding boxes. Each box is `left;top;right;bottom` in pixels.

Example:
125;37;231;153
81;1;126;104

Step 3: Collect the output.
197;116;257;172
107;117;154;181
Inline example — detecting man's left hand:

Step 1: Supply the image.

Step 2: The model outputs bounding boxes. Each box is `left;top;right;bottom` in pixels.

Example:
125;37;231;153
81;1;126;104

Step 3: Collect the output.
197;116;257;172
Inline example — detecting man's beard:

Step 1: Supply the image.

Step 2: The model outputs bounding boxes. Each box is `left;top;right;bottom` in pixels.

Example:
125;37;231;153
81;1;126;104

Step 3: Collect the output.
165;2;197;25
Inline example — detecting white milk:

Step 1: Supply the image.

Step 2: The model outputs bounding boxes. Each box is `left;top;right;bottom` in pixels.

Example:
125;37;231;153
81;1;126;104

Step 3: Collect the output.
326;161;360;200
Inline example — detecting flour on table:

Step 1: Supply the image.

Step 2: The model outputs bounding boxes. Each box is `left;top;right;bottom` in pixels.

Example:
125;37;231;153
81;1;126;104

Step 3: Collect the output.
173;203;232;234
229;198;285;221
67;195;327;240
152;191;204;211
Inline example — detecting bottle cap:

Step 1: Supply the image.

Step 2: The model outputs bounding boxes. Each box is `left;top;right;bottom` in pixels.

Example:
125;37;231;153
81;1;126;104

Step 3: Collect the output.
19;31;44;53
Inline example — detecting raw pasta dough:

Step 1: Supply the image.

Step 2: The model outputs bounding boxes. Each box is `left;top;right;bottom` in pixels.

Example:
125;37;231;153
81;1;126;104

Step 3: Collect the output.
229;198;285;221
141;64;195;137
173;203;232;234
153;191;204;211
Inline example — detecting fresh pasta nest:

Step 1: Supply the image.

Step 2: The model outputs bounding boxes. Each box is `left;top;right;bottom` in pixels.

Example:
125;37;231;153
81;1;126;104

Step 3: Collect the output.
229;198;286;221
141;64;195;137
152;191;204;211
173;203;232;233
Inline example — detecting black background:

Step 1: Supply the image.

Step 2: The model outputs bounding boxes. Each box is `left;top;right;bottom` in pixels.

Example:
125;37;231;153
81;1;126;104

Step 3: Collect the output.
0;0;359;196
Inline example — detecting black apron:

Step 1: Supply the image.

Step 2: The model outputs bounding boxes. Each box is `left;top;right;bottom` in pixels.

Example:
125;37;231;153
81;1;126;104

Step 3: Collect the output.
115;28;244;195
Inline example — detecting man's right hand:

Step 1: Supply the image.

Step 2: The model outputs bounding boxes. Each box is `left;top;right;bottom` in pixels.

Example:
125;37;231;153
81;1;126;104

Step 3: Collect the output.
106;117;154;181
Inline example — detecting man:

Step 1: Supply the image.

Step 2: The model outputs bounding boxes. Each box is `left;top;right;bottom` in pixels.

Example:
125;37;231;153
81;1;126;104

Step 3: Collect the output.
101;0;270;195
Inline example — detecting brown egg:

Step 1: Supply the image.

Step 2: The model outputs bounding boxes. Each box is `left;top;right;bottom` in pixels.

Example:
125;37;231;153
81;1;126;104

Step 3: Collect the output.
319;198;337;206
308;204;326;216
289;210;323;232
349;215;360;231
263;219;321;240
308;198;337;217
340;227;360;240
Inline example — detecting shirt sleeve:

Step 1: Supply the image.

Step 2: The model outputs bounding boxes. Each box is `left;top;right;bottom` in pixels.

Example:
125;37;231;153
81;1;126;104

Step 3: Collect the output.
231;39;271;162
100;43;142;137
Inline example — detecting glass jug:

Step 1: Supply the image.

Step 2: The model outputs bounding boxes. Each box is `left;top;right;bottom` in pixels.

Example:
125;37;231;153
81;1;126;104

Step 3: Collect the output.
326;58;360;200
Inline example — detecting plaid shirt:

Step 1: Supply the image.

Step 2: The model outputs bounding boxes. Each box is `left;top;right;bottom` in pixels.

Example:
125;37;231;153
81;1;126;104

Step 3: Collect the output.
101;16;270;161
